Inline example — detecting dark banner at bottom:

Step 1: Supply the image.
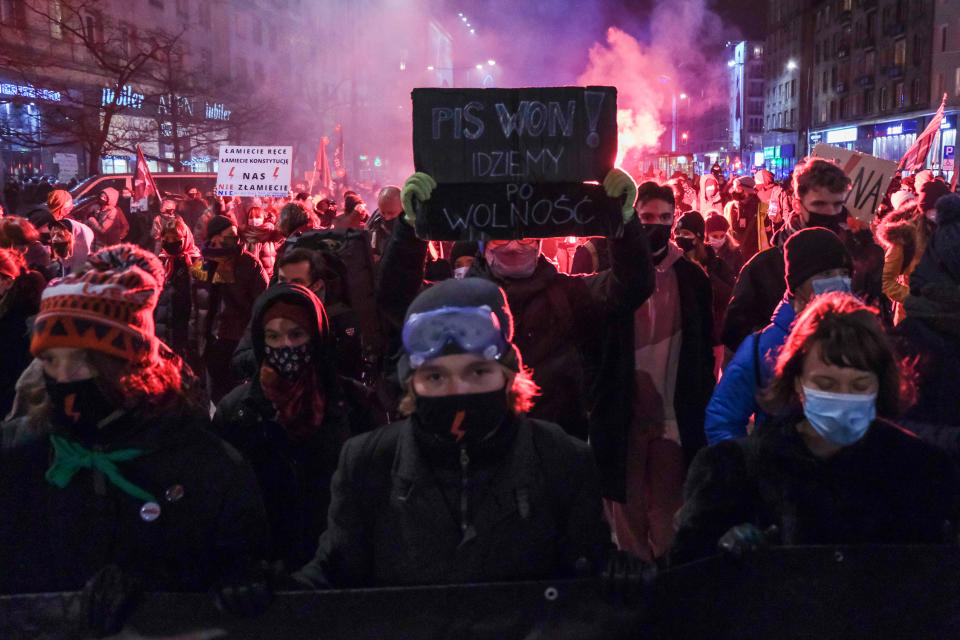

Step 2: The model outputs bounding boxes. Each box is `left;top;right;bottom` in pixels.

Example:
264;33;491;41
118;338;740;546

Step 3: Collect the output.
413;182;625;241
5;546;960;639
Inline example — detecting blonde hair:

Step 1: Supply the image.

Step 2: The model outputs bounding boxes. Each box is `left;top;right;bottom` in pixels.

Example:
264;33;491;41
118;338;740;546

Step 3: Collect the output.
398;364;540;416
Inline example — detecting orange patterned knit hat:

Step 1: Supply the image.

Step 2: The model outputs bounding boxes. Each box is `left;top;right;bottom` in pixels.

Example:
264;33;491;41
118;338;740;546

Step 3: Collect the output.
31;244;165;363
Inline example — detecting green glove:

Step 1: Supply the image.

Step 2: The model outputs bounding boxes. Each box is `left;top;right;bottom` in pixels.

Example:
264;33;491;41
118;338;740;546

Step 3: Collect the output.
400;172;437;226
603;168;638;222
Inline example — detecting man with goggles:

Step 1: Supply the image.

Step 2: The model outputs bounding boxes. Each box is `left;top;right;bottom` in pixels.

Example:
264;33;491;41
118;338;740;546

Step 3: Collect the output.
294;277;611;588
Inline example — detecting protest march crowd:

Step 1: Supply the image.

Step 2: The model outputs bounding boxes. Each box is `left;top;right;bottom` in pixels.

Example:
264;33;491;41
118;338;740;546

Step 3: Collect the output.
1;120;960;636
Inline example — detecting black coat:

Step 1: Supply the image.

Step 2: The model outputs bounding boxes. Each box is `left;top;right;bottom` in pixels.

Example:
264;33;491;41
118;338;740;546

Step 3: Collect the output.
590;254;715;501
0;270;44;419
376;218;655;440
213;378;380;571
294;417;609;587
0;409;269;593
670;417;959;566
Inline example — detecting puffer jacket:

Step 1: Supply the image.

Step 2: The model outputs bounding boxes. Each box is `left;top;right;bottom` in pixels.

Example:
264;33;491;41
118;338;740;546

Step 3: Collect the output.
243;222;279;278
704;296;795;444
86;187;129;248
877;209;928;325
0;406;269;594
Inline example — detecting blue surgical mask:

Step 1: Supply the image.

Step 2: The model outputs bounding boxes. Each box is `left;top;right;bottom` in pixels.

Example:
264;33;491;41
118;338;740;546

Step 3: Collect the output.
812;275;852;296
801;386;876;446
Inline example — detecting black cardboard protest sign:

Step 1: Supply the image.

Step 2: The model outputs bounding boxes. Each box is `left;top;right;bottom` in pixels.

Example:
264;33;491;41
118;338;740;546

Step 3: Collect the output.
413;86;617;184
414;181;625;241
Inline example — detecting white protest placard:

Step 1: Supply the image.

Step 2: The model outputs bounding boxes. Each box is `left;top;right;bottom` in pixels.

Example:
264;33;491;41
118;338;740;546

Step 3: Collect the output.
811;143;898;223
216;146;292;198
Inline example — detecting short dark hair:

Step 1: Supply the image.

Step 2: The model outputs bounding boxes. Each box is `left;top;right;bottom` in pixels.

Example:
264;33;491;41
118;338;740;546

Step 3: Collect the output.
792;158;851;200
637;181;675;208
277;248;331;285
763;293;911;417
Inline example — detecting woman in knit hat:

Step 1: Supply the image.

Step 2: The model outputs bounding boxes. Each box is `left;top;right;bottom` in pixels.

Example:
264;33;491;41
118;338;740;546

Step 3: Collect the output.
155;216;202;369
214;283;383;573
293;277;609;589
704;211;744;275
0;244;269;635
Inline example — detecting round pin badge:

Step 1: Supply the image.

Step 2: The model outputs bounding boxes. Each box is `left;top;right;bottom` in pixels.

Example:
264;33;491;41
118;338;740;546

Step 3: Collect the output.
140;502;162;522
164;485;184;503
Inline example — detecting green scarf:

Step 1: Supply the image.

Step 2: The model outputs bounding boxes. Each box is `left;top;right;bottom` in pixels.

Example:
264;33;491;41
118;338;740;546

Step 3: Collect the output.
45;435;157;503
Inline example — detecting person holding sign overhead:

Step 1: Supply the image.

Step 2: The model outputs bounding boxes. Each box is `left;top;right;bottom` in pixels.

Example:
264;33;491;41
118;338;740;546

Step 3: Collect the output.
377;167;654;501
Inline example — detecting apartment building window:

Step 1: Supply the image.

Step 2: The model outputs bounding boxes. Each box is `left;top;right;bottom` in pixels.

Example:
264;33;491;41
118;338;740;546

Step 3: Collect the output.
823;71;829;92
955;68;960;96
894;82;904;107
791;79;796;98
879;86;888;110
830;100;837;121
865;51;875;74
894;40;905;67
84;12;103;44
842;0;851;10
790;108;796;126
0;0;25;26
912;78;921;104
936;73;943;98
864;88;874;113
841;97;849;119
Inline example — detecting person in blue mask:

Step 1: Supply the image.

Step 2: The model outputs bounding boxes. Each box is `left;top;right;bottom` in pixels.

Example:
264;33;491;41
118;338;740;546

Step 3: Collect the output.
670;292;959;565
293;277;610;588
704;227;854;444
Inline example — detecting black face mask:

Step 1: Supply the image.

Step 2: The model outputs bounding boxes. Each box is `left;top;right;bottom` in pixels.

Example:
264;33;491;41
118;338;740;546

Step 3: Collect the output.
51;241;70;257
804;209;843;233
643;223;672;255
162;240;184;255
415;389;508;447
43;374;115;440
675;236;697;253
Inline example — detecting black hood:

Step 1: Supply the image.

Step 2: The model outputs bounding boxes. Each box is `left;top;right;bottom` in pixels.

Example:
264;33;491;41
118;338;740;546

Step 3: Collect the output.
250;283;336;388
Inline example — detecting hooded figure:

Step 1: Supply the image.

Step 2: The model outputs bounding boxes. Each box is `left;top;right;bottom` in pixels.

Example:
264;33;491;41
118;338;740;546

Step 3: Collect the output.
0;244;268;632
294;277;609;588
214;283;381;571
85;187;129;249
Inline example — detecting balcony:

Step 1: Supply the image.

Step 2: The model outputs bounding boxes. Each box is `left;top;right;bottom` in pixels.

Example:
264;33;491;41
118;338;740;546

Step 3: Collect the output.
887;65;903;79
857;75;875;87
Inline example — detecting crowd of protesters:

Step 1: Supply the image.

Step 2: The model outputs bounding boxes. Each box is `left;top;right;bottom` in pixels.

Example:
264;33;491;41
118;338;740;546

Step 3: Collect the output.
0;156;959;636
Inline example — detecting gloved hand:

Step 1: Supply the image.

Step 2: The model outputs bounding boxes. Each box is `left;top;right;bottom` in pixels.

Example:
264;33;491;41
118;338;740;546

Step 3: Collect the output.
214;561;275;618
601;550;655;602
717;523;780;558
400;172;437;226
82;564;143;638
603;168;638;222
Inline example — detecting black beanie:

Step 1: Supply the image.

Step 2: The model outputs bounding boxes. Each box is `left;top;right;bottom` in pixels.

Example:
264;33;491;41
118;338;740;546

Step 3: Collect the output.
398;277;520;380
206;215;235;240
450;241;479;265
784;227;852;296
676;210;706;238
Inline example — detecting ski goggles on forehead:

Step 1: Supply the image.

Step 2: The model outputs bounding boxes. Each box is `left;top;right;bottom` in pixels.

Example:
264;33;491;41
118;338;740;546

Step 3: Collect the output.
402;305;507;368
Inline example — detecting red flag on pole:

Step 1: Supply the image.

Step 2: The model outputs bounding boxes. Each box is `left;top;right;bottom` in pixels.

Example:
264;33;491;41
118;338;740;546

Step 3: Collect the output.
134;145;159;201
313;137;333;195
898;94;947;172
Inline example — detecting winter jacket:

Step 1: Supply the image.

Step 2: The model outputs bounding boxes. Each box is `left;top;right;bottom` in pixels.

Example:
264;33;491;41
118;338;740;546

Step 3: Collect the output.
86;187;129;248
0;407;269;593
671;416;959;566
592;253;715;501
190;249;267;350
721;210;884;351
377;218;654;442
179;198;208;232
365;211;396;259
704;296;795;444
714;236;744;276
701;246;738;346
724;193;769;262
293;416;609;587
876;210;928;325
63;218;94;273
214;284;381;570
0;270;44;419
